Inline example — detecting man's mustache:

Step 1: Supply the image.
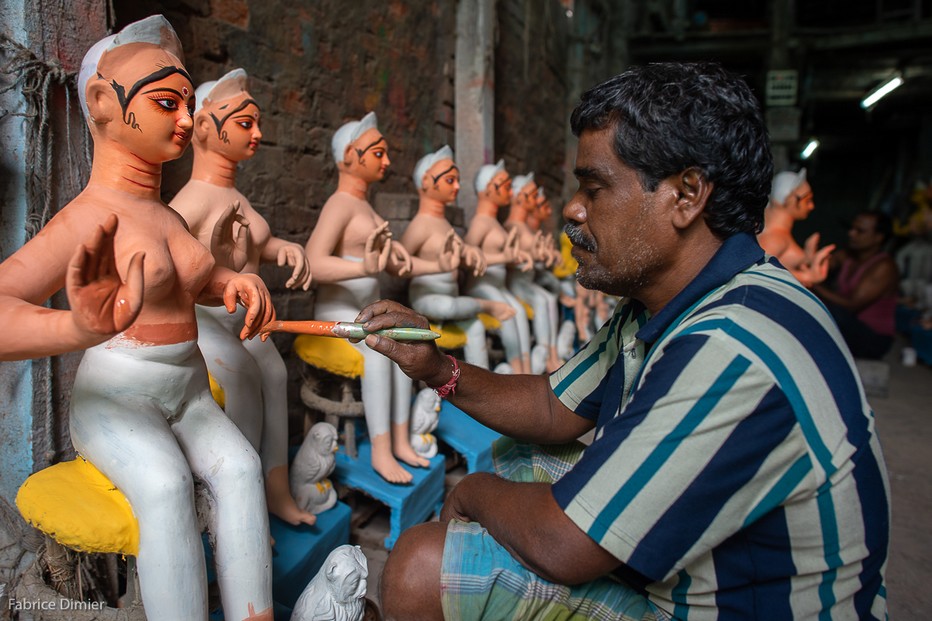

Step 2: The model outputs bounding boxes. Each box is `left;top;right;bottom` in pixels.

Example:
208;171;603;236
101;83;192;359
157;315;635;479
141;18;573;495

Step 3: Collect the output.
564;223;596;253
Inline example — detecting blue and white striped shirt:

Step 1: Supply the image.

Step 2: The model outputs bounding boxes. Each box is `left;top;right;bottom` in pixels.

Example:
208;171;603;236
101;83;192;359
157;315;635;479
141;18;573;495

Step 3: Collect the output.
550;233;889;620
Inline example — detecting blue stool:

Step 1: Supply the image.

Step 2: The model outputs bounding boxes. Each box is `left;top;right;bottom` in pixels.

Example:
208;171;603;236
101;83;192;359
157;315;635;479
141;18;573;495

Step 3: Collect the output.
203;502;352;621
436;400;501;474
334;439;445;549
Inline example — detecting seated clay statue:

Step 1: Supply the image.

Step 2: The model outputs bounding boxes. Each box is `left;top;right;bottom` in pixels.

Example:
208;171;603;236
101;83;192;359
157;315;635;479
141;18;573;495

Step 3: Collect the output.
290;422;339;515
530;187;576;359
464;160;534;374
290;544;368;621
758;168;835;287
302;112;451;484
169;68;316;527
505;173;563;372
400;145;515;370
0;16;274;621
409;387;441;459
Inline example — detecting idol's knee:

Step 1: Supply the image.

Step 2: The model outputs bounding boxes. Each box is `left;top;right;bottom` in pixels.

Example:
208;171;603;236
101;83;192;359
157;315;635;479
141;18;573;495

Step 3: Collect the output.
381;521;446;621
131;461;196;521
210;443;264;492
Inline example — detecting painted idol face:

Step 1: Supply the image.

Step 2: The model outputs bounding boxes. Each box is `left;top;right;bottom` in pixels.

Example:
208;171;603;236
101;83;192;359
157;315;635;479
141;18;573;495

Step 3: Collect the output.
92;43;195;163
347;127;391;183
201;93;262;162
424;159;460;204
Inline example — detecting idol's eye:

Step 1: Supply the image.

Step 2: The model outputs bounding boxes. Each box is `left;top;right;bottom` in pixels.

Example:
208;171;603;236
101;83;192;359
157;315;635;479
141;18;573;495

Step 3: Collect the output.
151;96;180;111
237;120;253;130
373;150;384;158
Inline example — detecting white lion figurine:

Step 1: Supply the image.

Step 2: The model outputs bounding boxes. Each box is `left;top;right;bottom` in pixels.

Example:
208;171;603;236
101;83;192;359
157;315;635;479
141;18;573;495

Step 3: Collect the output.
290;544;368;621
409;388;440;459
290;422;339;514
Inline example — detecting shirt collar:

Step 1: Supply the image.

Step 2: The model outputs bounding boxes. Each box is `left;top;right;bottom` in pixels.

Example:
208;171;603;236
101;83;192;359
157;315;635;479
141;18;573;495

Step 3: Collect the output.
636;232;765;345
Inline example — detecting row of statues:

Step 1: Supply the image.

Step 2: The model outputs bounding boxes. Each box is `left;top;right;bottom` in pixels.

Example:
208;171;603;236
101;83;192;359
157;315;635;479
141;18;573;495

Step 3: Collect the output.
0;14;581;621
2;13;849;621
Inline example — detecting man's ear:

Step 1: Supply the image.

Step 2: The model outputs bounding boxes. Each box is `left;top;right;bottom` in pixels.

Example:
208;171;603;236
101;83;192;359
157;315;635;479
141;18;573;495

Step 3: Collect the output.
85;80;115;125
671;167;713;230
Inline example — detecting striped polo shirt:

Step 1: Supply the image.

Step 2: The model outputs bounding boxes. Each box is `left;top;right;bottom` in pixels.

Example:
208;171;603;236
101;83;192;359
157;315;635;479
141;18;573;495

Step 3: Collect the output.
550;233;890;620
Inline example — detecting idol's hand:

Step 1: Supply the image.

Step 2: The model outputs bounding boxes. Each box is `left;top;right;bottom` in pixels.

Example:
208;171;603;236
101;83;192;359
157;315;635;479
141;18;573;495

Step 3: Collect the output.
66;214;145;338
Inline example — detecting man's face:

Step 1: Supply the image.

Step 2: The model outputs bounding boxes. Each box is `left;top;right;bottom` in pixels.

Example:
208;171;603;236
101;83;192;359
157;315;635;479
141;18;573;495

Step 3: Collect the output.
348;127;391;183
488;170;512;206
423;159;460;204
563;127;667;297
788;180;815;220
848;214;882;251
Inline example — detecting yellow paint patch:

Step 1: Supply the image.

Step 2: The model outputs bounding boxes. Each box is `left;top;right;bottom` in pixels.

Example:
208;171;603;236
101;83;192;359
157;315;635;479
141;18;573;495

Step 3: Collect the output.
519;299;535;320
16;457;139;555
208;371;226;409
294;334;365;378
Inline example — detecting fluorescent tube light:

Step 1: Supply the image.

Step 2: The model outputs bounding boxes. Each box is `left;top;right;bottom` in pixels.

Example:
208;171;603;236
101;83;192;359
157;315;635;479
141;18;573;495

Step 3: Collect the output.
801;139;820;160
860;75;903;109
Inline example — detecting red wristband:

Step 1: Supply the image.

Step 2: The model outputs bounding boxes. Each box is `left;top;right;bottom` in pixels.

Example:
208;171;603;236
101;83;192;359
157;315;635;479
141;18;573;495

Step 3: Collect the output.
433;355;460;399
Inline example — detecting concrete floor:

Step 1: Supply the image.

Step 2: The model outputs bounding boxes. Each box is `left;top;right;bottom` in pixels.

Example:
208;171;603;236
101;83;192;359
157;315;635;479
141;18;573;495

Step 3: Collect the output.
348;338;932;618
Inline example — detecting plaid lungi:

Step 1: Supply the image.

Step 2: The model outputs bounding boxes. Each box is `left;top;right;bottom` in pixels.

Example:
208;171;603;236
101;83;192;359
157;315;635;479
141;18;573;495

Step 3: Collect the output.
438;437;666;621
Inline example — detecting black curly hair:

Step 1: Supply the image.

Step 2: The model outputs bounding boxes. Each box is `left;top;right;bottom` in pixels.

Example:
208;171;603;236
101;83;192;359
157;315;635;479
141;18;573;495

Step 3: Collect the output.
570;62;774;238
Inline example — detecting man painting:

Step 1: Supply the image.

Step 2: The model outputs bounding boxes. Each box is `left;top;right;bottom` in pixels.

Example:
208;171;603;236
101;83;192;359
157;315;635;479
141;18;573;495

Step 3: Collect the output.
360;63;889;621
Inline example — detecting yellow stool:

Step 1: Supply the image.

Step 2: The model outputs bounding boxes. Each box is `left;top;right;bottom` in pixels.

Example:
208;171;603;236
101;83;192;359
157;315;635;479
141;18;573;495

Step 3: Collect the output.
477;313;502;332
294;334;366;458
16;456;139;556
429;323;468;351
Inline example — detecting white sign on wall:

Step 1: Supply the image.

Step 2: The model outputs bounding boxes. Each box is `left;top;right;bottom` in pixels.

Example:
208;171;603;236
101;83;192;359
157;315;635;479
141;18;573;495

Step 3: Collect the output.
766;70;798;107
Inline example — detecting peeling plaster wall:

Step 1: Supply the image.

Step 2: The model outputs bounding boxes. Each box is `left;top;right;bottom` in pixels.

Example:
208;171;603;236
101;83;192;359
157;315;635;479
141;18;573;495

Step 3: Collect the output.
0;0;33;506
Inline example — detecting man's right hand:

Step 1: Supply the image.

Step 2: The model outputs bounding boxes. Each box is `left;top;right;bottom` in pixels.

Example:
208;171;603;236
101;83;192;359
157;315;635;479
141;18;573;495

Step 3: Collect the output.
355;299;452;386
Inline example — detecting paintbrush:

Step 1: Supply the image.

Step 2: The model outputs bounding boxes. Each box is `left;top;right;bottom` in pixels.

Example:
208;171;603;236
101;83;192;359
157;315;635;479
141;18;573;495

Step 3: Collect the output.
259;319;440;341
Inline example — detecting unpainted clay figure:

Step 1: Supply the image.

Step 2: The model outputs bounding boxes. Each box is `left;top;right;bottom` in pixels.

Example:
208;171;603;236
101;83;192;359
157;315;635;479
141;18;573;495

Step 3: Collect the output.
171;69;315;524
169;68;316;527
304;112;439;484
289;544;368;621
0;16;273;621
290;422;339;515
464;160;534;374
409;387;441;459
400;145;515;370
529;187;577;359
758;168;835;287
505;173;563;372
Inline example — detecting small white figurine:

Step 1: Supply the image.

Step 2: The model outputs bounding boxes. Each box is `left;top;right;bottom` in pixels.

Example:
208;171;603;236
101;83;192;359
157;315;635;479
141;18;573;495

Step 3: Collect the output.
290;545;368;621
409;388;440;459
290;422;339;515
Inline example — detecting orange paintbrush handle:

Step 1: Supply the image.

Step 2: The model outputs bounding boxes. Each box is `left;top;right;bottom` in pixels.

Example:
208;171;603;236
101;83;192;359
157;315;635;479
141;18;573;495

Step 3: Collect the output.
259;320;341;338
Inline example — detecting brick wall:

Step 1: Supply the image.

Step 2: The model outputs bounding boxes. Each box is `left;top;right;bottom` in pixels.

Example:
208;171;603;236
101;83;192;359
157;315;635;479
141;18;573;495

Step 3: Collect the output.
109;0;570;426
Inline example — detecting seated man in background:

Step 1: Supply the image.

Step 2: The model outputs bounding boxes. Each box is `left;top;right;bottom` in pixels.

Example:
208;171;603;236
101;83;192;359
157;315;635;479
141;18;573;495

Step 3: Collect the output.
361;62;889;621
815;211;900;360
